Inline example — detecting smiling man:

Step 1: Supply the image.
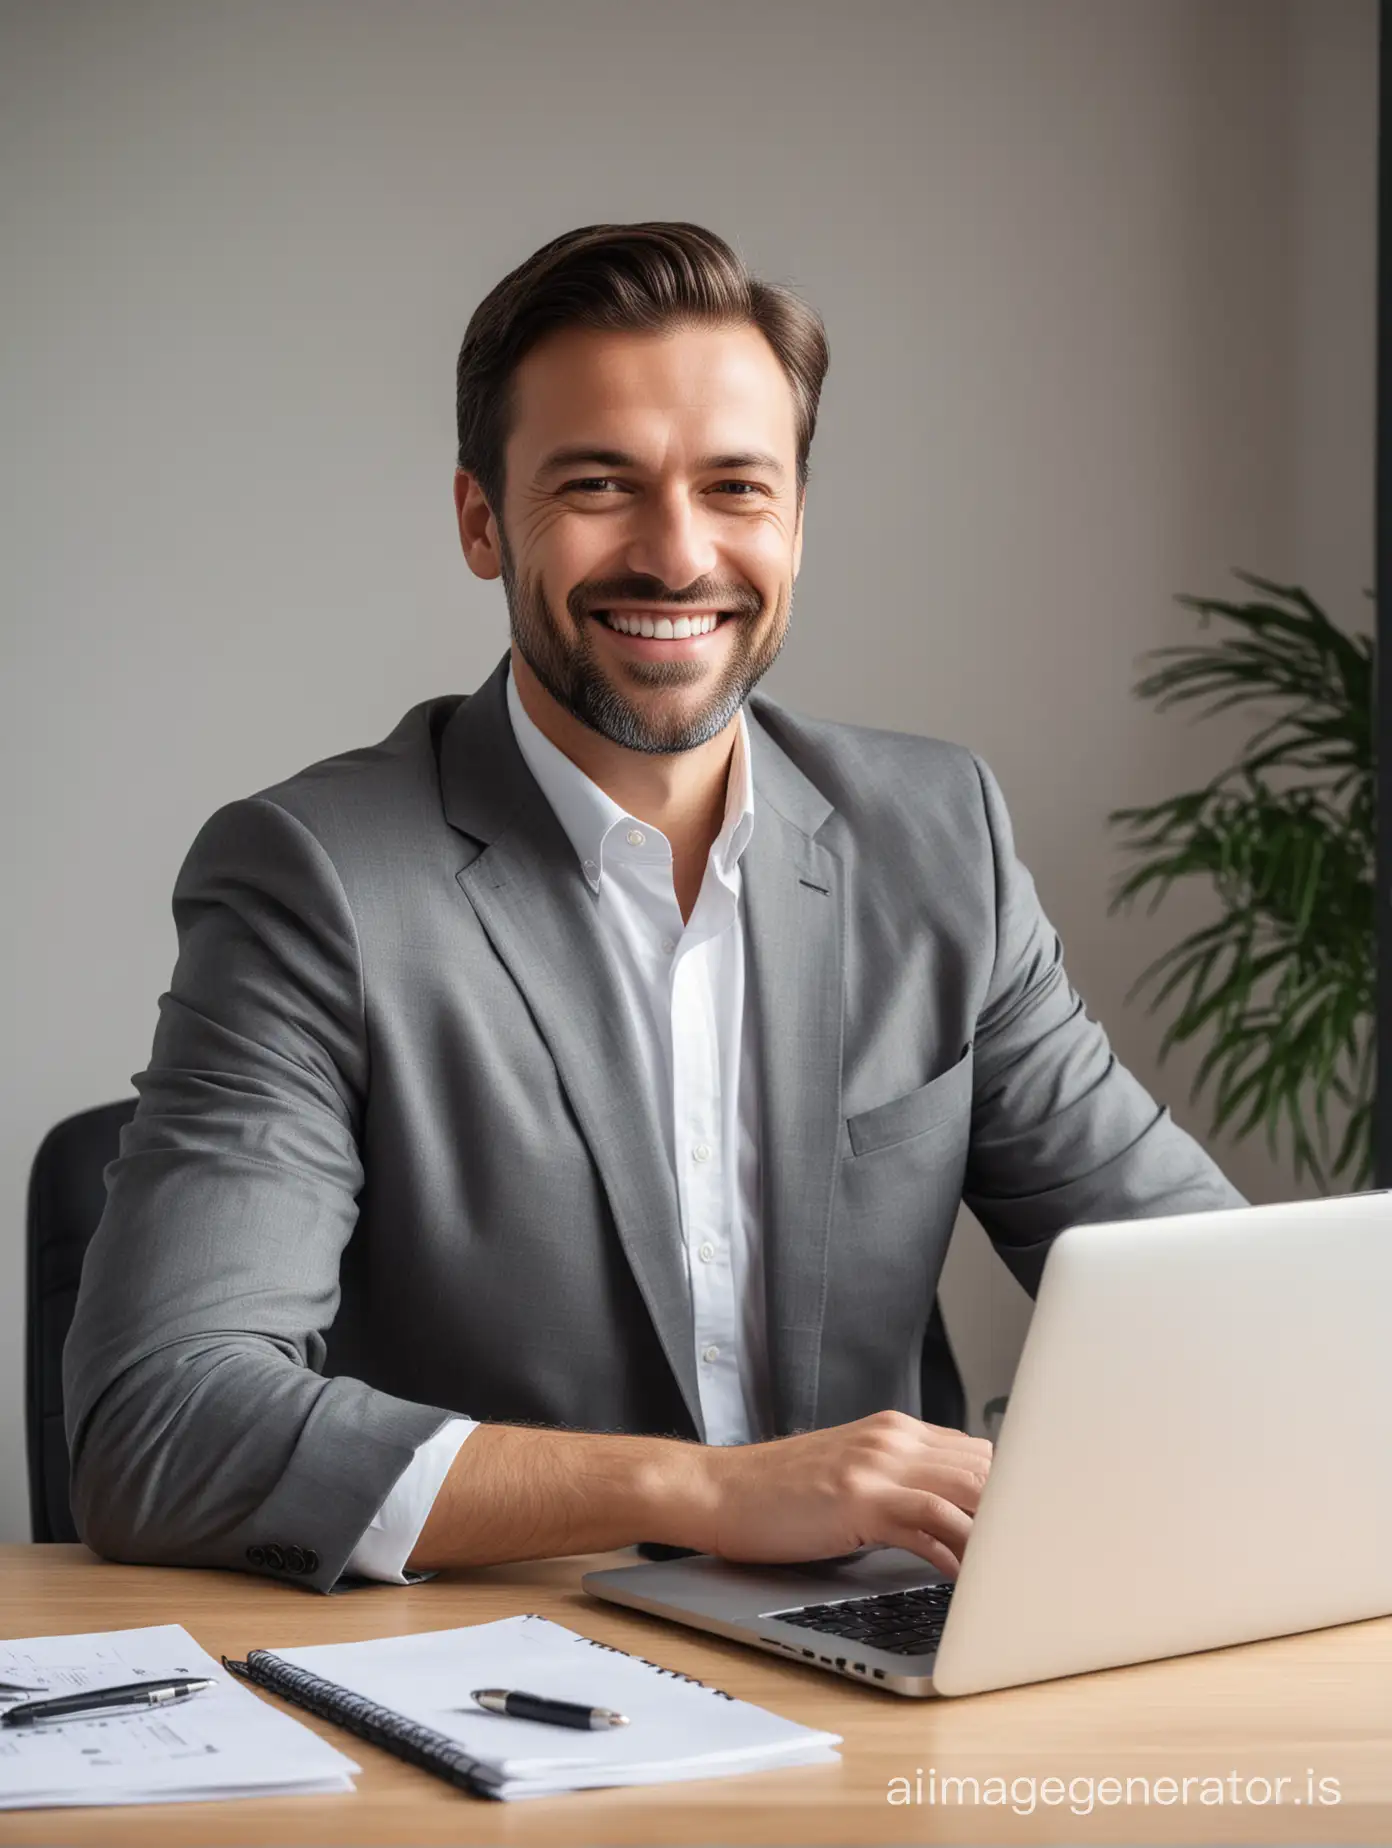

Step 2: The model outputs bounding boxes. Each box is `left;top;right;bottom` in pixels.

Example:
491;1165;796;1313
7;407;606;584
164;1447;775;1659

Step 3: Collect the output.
63;222;1245;1594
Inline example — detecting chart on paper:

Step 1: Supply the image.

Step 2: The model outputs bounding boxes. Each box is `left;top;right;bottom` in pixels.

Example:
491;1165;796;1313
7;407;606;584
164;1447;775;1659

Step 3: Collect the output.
0;1624;358;1809
0;1634;201;1700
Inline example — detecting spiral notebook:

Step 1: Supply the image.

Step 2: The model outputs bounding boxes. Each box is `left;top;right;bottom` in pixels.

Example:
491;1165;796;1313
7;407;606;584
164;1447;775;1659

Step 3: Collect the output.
223;1613;840;1801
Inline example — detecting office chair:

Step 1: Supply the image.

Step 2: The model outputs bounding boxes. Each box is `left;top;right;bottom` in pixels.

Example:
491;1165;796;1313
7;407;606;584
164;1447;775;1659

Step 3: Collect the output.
25;1097;136;1542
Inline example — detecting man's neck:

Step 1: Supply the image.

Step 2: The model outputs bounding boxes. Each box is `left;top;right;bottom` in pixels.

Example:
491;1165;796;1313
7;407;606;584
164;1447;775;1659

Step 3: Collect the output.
510;647;738;874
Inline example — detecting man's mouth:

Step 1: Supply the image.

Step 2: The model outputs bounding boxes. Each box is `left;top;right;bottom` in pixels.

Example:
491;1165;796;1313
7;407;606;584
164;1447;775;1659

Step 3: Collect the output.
591;609;737;639
588;609;741;654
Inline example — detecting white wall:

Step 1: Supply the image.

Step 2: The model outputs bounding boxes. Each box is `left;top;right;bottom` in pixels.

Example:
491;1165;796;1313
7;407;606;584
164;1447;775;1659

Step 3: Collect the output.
0;0;1376;1540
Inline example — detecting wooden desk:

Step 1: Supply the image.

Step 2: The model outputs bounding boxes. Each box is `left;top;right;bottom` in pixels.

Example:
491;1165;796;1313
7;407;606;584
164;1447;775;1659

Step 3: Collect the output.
1;1545;1390;1844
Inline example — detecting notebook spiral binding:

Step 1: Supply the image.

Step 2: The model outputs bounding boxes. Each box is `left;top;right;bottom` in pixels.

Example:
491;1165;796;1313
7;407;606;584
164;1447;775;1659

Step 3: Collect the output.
221;1651;504;1799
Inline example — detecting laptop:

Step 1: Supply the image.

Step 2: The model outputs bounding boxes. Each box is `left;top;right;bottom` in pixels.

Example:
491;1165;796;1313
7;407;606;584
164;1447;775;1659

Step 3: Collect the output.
585;1191;1392;1696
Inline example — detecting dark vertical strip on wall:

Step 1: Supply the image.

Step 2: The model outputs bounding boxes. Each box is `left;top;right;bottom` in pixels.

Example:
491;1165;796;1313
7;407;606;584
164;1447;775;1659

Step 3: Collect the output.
1377;0;1392;1186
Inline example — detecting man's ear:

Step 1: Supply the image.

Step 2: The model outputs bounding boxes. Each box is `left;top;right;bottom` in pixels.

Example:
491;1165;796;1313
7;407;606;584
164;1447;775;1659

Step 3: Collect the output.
792;489;806;580
454;468;502;582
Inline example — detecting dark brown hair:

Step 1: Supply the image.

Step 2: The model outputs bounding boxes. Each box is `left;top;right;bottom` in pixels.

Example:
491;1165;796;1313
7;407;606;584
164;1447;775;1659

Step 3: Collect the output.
455;221;829;526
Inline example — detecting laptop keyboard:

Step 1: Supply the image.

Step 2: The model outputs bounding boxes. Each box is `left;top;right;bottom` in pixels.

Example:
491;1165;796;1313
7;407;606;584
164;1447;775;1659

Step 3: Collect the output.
761;1582;955;1656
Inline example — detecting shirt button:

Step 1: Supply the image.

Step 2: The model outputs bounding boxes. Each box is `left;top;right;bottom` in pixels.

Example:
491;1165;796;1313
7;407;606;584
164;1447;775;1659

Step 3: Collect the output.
661;938;676;954
583;858;598;876
626;828;645;846
698;1241;716;1263
692;1142;712;1163
702;1344;720;1364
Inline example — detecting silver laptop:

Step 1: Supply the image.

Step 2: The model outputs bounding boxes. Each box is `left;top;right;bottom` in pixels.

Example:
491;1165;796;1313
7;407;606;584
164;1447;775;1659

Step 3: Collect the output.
585;1191;1392;1696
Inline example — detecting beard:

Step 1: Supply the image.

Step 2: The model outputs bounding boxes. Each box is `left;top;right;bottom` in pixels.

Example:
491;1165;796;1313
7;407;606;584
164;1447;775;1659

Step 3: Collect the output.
498;526;792;757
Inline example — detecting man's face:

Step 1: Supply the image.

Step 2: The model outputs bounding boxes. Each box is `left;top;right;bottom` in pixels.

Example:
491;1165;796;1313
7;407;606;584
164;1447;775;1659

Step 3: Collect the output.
460;321;804;756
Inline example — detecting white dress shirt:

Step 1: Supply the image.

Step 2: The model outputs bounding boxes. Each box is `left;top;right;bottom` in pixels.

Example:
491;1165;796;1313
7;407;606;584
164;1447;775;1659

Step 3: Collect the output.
346;658;768;1582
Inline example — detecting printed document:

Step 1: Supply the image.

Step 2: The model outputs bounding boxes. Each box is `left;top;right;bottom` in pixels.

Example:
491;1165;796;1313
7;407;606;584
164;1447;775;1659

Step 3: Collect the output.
0;1624;357;1809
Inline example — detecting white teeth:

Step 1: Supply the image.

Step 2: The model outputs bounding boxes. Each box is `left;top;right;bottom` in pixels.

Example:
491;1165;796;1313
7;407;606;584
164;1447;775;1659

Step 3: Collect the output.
601;611;722;637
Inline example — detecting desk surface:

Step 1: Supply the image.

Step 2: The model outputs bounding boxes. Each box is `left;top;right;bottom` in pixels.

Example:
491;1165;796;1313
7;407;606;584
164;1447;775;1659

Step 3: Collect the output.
1;1545;1390;1844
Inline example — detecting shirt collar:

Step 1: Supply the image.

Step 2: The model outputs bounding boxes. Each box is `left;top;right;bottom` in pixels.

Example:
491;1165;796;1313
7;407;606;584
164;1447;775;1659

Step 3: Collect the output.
504;655;755;895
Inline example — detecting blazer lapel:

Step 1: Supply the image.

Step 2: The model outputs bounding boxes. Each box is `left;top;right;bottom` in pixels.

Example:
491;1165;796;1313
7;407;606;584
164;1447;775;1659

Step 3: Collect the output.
742;700;845;1437
439;655;705;1438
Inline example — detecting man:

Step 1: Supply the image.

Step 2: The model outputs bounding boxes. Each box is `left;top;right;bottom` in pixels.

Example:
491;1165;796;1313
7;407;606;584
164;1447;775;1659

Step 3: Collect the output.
64;221;1246;1595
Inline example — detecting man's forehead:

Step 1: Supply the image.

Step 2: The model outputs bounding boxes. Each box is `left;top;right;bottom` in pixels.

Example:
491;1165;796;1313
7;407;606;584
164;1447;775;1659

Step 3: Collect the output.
510;323;795;455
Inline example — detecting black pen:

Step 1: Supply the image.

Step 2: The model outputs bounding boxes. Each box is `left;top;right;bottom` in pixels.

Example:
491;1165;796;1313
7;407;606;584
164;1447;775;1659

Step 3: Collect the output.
471;1687;629;1729
1;1677;217;1727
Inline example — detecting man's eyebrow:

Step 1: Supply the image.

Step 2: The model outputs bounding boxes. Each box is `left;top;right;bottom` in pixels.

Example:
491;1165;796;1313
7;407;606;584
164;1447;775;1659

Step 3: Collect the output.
533;445;787;481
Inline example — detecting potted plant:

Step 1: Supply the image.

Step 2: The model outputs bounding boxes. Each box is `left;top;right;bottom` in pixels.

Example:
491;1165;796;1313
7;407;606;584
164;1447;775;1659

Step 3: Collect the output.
1105;569;1374;1194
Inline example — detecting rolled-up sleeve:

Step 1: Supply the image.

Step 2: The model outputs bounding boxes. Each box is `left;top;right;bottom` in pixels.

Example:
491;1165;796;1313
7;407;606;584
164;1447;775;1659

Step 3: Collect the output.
345;1417;478;1584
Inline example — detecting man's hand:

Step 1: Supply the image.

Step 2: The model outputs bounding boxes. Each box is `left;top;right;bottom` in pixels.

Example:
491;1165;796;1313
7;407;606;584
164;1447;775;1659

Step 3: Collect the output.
696;1411;992;1578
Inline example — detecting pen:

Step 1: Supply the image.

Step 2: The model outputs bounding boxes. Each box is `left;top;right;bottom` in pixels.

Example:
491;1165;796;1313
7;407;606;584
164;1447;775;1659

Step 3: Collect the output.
1;1677;218;1728
470;1687;629;1730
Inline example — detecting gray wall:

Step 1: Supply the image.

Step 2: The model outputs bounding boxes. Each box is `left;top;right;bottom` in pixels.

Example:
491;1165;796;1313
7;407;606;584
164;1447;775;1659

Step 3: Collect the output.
0;0;1376;1541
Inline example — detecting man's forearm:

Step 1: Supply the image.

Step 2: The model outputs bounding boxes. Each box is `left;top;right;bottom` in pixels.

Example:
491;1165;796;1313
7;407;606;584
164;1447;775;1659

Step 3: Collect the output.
406;1411;994;1578
405;1423;719;1570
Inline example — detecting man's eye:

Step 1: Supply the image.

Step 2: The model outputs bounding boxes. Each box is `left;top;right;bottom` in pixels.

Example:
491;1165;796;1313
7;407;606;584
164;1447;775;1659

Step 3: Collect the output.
563;479;765;496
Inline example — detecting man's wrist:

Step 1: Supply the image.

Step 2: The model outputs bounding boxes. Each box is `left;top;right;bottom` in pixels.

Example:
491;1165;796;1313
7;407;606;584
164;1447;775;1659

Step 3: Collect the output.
627;1433;726;1554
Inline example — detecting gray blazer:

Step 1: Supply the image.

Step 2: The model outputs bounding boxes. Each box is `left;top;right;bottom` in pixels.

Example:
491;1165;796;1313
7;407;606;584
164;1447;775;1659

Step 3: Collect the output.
64;651;1245;1592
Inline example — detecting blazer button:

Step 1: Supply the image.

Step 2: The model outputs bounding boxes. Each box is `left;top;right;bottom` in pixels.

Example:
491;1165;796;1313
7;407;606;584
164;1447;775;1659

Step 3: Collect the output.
246;1544;267;1568
264;1544;286;1571
303;1548;320;1575
284;1546;307;1575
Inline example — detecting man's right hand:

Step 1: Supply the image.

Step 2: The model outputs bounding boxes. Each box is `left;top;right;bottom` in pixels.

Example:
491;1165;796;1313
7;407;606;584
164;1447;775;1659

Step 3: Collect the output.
694;1411;993;1578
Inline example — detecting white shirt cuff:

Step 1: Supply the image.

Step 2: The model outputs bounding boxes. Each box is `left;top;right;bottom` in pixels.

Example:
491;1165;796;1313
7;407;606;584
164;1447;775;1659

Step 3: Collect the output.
343;1416;477;1583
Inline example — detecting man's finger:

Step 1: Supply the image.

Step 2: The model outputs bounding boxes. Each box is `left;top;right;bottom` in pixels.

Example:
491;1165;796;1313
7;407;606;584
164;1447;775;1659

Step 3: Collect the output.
884;1486;974;1558
888;1528;961;1579
918;1424;994;1460
903;1460;987;1514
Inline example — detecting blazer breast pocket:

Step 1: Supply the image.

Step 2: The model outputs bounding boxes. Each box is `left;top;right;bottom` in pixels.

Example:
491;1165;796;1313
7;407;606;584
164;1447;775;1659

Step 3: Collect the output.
844;1042;974;1159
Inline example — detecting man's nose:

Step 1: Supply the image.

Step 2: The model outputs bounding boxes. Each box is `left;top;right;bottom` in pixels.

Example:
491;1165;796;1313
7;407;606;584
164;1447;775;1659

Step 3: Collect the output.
621;491;721;592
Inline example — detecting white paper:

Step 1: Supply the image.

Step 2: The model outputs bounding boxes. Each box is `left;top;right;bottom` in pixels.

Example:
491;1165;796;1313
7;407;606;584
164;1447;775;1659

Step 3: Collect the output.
0;1625;358;1810
269;1613;841;1799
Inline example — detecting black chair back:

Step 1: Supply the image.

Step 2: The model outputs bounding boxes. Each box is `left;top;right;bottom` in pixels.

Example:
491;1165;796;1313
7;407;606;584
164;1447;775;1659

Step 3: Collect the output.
26;1099;137;1542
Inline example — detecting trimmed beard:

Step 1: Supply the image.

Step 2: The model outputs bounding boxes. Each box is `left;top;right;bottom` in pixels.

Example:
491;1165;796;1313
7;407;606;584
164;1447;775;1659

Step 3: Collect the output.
498;526;791;757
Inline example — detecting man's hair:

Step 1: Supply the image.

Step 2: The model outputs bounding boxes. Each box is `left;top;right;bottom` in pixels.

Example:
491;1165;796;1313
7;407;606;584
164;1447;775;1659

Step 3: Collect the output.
455;221;830;525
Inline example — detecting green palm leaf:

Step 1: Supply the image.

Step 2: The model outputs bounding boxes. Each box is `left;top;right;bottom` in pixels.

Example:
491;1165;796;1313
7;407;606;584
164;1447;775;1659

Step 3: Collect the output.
1107;570;1375;1192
